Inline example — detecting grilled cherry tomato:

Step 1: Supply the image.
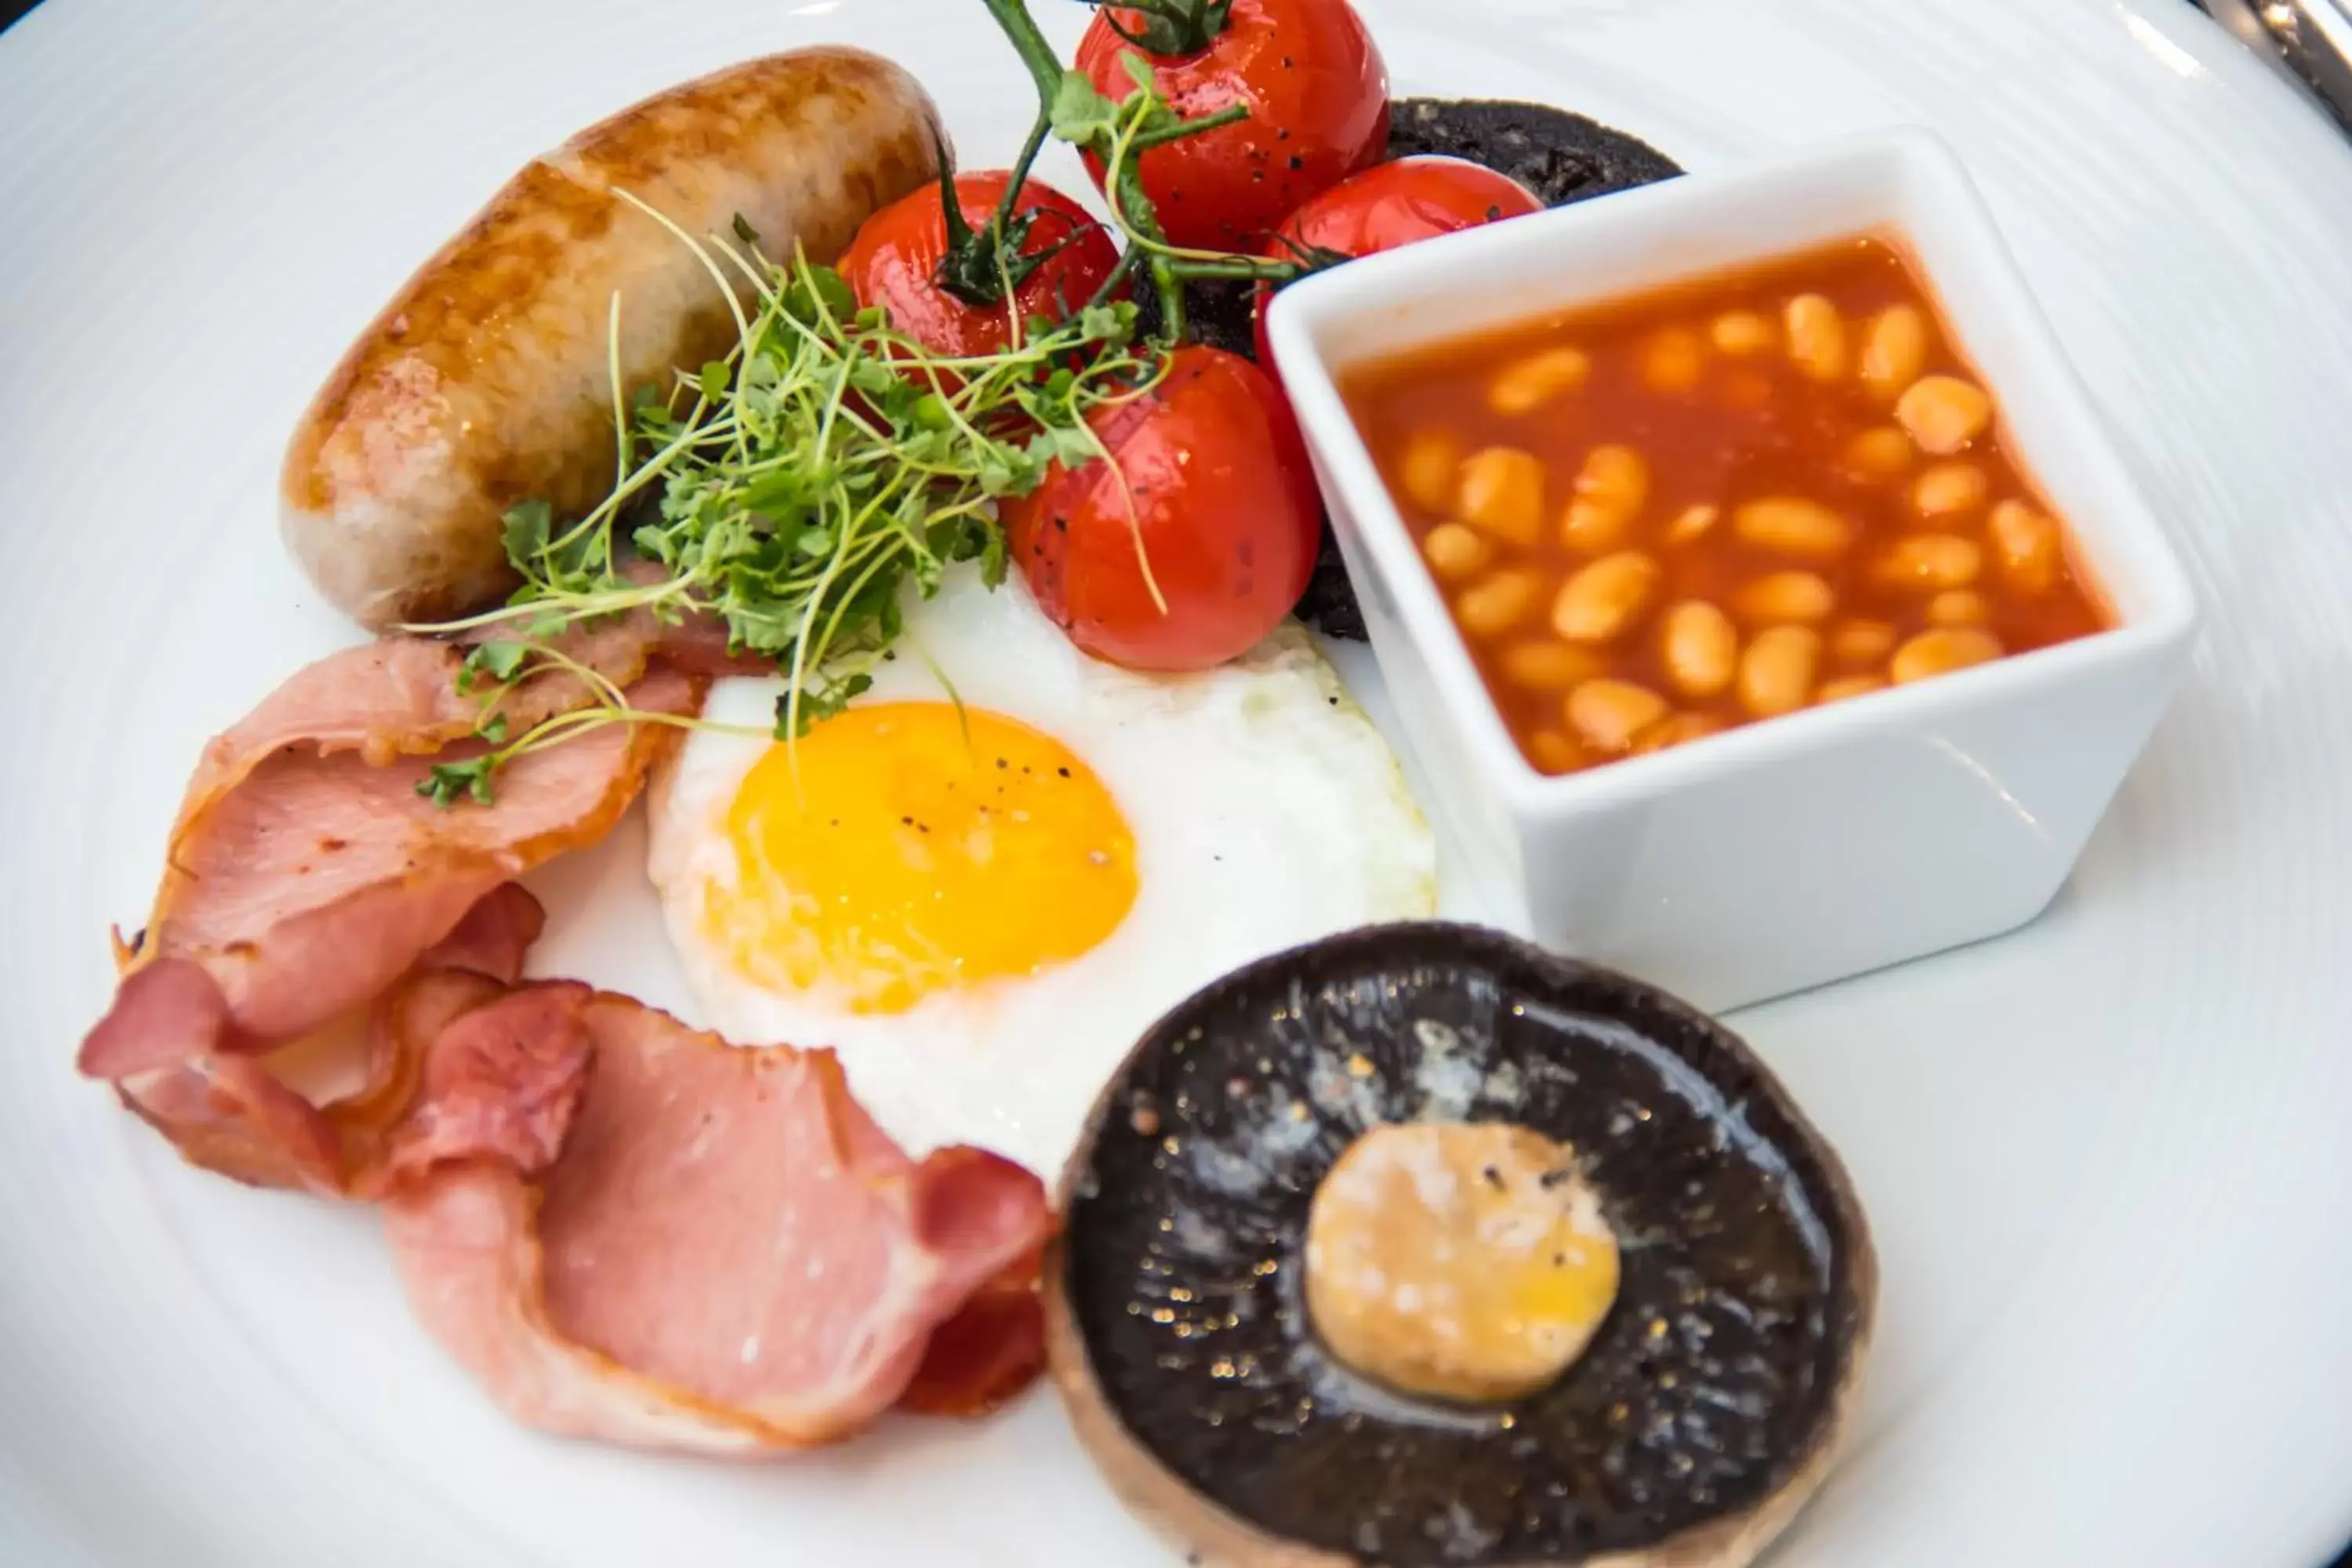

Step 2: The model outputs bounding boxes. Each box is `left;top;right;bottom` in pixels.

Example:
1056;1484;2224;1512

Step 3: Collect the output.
840;171;1120;358
1254;155;1543;368
1005;347;1319;671
1078;0;1388;251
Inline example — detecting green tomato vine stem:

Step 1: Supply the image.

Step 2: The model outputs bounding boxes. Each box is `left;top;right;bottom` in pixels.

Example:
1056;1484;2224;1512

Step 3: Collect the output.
975;0;1302;333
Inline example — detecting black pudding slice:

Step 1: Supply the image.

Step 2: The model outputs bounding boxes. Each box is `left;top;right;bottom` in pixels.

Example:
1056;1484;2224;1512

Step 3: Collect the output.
1386;97;1685;208
1046;924;1873;1568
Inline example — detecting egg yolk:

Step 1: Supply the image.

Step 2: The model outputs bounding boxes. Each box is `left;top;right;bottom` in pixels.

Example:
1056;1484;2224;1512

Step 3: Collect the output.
713;702;1138;1014
1304;1122;1621;1403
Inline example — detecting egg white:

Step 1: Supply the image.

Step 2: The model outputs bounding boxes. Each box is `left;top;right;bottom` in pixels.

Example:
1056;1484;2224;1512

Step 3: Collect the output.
648;574;1437;1178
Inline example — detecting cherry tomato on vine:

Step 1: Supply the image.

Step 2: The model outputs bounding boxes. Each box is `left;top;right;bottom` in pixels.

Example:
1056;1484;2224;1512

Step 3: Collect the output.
1004;347;1320;671
840;170;1120;358
1253;154;1543;369
1078;0;1389;252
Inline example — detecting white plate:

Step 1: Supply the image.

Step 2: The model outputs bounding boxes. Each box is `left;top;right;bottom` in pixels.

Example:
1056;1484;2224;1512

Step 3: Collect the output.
4;1;2351;1563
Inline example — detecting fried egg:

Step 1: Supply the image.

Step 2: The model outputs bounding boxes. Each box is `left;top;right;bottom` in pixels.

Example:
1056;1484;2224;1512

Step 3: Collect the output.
648;575;1437;1175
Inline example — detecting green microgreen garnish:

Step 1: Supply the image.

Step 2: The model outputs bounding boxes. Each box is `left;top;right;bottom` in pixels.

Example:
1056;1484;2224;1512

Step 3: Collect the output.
410;212;1160;805
420;626;779;808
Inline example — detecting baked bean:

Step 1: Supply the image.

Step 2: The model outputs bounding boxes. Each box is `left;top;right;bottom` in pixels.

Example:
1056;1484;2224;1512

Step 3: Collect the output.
1989;499;2062;593
1456;570;1541;638
1841;426;1915;480
1831;619;1899;665
1501;639;1605;691
1561;444;1649;550
1634;711;1724;754
1642;328;1707;393
1457;446;1547;546
1859;305;1929;401
1660;600;1739;699
1927;590;1990;626
1910;460;1988;521
1346;234;2110;779
1734;496;1853;559
1552;550;1661;644
1664;503;1719;546
1399;429;1462;514
1421;522;1490;581
1488;347;1592;414
1875;533;1983;591
1896;375;1992;454
1817;673;1886;704
1784;293;1848;380
1732;571;1834;626
1567;678;1668;753
1737;626;1822;718
1526;730;1585;774
1891;626;2003;684
1710;310;1776;356
1559;502;1624;550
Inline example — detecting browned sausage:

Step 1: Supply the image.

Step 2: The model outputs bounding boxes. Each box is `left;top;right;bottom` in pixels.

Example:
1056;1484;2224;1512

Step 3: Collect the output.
281;47;944;630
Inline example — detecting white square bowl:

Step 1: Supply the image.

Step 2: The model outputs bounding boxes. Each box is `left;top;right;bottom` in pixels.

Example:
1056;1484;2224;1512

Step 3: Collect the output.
1265;128;2198;1013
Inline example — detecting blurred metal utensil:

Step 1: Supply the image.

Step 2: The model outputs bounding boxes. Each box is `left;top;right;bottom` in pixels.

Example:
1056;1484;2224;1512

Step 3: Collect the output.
2201;0;2352;132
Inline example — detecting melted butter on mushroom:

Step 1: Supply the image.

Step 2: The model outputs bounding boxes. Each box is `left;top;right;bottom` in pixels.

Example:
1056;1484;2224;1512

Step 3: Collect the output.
1305;1123;1620;1403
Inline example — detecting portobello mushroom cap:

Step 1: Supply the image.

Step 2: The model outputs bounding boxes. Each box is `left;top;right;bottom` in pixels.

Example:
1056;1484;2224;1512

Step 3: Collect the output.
1044;924;1873;1568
